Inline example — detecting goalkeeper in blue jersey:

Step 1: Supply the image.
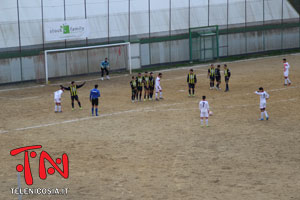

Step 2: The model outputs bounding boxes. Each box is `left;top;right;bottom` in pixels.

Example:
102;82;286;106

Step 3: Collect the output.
90;84;101;116
100;57;110;80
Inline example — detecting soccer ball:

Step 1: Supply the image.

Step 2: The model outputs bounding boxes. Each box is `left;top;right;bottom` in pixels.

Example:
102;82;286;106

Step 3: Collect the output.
209;111;213;116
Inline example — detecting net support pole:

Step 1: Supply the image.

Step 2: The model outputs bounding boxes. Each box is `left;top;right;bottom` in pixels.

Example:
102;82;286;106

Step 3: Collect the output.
127;43;132;74
44;51;49;85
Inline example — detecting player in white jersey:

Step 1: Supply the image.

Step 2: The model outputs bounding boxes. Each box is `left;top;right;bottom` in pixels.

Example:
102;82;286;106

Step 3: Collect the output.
155;73;163;101
199;96;210;127
255;87;269;121
54;86;64;113
283;58;291;86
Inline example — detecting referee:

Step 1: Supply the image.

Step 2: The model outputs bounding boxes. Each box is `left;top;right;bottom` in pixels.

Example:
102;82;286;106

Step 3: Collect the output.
90;84;100;116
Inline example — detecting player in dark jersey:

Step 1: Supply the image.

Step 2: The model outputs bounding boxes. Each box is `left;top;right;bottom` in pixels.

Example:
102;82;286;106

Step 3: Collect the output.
143;72;150;101
90;84;100;116
224;64;231;92
136;73;143;101
61;81;85;110
130;76;138;103
187;69;197;96
215;65;221;90
207;64;215;90
149;72;155;101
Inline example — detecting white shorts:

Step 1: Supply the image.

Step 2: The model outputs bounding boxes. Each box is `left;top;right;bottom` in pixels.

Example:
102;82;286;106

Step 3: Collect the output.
284;72;289;77
260;102;266;109
54;98;61;103
200;111;209;118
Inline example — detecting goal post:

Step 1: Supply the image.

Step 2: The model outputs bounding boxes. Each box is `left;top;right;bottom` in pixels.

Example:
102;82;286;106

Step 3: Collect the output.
44;42;132;84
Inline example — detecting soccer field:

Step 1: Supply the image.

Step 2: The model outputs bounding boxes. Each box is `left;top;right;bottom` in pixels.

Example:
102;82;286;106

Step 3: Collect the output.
1;54;300;200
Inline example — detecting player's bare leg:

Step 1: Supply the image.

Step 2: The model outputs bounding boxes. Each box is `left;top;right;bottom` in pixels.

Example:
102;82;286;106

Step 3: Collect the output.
205;117;209;126
260;108;268;120
56;103;62;113
55;103;60;113
159;90;163;99
284;76;291;86
200;117;204;127
200;117;208;127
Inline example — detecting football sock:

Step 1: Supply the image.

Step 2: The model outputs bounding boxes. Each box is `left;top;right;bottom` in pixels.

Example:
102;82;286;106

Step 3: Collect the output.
261;112;264;119
285;79;287;84
92;108;94;115
95;108;98;116
160;92;163;98
206;119;208;126
287;78;291;83
200;119;203;125
226;84;229;90
264;111;268;118
217;83;219;88
192;89;195;95
155;93;158;99
78;102;81;107
71;102;74;108
189;89;191;95
58;106;61;112
55;105;58;112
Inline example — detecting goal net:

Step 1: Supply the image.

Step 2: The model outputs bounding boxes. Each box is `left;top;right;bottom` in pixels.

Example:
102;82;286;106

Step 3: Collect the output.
189;26;219;62
44;42;131;84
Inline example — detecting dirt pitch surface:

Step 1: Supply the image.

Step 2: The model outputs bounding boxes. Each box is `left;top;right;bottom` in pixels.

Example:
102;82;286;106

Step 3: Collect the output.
0;55;300;200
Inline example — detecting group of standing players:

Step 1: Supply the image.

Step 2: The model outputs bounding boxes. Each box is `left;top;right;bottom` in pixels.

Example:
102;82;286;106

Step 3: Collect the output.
186;64;231;98
53;58;292;124
130;72;163;102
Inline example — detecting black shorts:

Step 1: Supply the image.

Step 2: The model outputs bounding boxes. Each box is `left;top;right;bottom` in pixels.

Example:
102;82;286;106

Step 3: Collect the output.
144;86;150;90
188;83;195;89
225;77;230;82
137;86;143;91
71;95;79;101
216;76;221;82
132;89;137;94
91;98;99;106
210;76;215;81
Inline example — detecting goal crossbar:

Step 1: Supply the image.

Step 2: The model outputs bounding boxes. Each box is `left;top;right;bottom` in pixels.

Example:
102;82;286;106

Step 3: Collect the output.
44;42;131;84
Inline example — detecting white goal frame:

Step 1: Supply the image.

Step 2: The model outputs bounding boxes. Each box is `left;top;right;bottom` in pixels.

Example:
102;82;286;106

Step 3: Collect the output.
44;42;132;84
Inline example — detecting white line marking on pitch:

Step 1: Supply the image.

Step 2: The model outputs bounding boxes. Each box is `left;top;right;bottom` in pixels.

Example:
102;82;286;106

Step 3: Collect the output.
0;96;41;101
0;130;8;134
3;98;297;134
